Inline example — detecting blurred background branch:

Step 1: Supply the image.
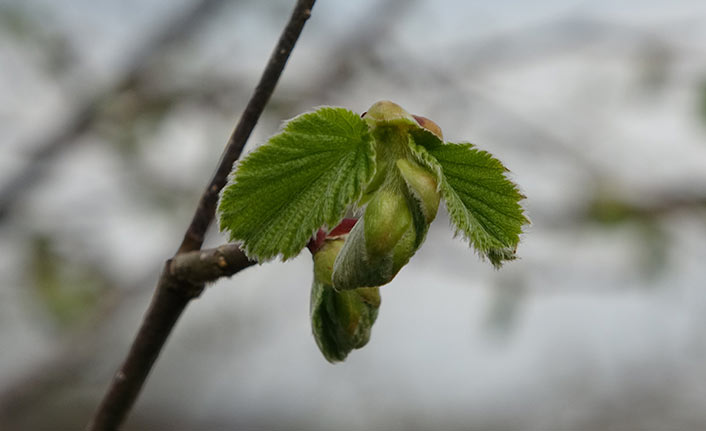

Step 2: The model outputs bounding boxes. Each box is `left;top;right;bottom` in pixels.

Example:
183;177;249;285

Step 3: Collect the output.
1;0;705;429
0;0;227;221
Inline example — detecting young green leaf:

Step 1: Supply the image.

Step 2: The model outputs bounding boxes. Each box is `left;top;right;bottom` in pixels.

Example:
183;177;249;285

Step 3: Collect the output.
218;107;376;260
410;129;528;267
311;235;381;363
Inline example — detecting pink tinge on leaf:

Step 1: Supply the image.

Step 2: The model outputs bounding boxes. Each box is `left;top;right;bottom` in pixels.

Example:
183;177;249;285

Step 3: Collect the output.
307;218;359;254
412;114;443;139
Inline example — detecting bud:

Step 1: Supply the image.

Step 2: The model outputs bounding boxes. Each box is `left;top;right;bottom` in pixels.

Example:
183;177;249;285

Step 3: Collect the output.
396;159;440;223
312;236;344;284
363;100;416;125
330;102;444;291
331;215;395;290
333;187;425;290
310;236;381;363
363;189;413;257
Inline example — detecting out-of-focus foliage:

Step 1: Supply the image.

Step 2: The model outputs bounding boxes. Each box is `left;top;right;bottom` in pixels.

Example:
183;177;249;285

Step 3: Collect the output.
27;236;106;328
699;79;706;127
0;5;75;73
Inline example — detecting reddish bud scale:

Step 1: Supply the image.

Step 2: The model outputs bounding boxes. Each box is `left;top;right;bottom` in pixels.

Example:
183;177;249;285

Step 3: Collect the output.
328;218;358;237
307;218;359;254
412;115;443;139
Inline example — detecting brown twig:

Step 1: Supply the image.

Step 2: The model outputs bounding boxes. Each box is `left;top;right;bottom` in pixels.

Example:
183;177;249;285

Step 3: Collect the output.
177;0;314;255
87;1;315;430
168;243;257;284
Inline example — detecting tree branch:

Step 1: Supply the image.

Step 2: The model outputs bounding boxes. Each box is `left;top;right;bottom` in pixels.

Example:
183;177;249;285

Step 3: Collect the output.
177;0;314;254
87;1;315;430
168;243;257;285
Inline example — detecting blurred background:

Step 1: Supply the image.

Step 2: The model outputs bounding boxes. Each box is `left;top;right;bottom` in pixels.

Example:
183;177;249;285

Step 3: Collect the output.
1;0;706;429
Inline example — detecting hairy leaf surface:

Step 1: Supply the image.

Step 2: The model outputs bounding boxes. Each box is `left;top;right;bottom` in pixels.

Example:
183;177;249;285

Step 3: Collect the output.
218;108;375;260
411;129;528;266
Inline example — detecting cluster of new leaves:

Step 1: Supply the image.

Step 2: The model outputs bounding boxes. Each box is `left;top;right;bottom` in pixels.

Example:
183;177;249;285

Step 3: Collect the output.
217;101;528;362
218;102;527;267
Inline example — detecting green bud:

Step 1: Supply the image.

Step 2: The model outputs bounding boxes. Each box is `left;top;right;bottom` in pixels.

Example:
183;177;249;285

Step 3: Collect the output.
396;158;440;223
390;223;418;274
333;187;430;290
363;100;416;126
332;216;396;290
313;238;344;285
329;102;443;291
311;237;381;363
364;188;413;257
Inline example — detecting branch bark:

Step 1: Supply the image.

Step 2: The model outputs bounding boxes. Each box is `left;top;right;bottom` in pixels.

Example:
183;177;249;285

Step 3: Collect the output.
168;243;257;284
87;1;315;430
177;0;315;255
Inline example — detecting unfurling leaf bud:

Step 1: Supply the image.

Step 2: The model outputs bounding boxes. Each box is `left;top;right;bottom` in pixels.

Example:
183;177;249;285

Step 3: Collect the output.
310;236;380;363
313;236;344;284
219;100;527;364
396;158;440;223
363;100;416;125
332;189;427;290
364;189;413;257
